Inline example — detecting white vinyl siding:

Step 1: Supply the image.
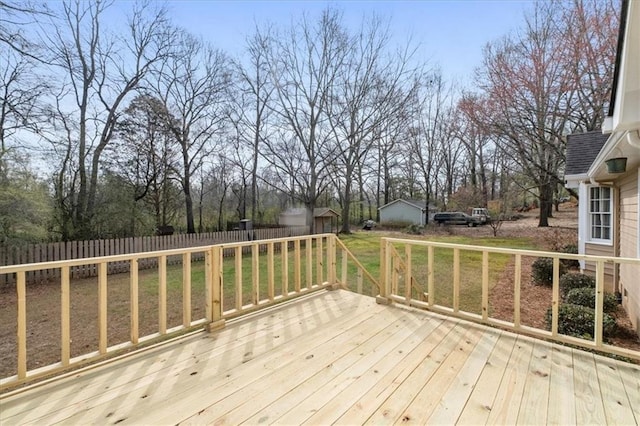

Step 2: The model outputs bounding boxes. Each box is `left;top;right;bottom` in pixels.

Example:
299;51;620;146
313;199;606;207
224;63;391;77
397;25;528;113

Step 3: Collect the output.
588;186;613;244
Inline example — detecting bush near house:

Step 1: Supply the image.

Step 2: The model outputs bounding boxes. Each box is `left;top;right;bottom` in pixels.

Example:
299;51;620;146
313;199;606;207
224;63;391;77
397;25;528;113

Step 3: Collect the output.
559;272;596;297
546;304;617;339
565;287;618;313
531;257;567;286
560;244;580;269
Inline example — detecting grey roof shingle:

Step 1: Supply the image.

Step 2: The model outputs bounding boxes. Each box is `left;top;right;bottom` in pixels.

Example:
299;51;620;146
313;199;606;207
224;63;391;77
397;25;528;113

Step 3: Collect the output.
565;131;608;176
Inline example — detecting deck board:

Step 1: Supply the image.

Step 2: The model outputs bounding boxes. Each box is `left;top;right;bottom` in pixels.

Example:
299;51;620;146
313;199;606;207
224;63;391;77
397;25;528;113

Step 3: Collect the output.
1;289;639;426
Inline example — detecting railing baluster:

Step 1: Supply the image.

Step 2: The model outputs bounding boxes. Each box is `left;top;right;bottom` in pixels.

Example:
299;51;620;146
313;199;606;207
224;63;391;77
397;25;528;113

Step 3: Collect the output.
17;271;26;379
183;253;191;327
405;245;412;305
294;240;301;292
281;241;289;296
392;252;399;295
235;247;242;311
427;246;434;306
594;260;605;348
159;255;167;334
341;249;348;288
453;248;460;313
514;254;522;328
130;258;139;344
61;266;70;366
316;236;323;284
482;251;489;321
98;262;107;354
252;244;259;305
268;242;275;301
306;237;312;290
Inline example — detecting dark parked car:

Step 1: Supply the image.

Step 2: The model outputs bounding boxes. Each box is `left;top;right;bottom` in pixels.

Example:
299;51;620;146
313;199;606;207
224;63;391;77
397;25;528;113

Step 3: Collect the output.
433;212;480;227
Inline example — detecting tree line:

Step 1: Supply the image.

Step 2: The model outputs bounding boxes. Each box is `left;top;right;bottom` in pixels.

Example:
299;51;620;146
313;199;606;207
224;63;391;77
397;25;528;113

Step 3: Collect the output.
0;0;619;243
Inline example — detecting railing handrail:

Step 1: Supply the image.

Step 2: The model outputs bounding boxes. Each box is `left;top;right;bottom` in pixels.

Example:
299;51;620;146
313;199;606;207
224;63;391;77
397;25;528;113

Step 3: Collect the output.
0;234;337;274
381;236;640;264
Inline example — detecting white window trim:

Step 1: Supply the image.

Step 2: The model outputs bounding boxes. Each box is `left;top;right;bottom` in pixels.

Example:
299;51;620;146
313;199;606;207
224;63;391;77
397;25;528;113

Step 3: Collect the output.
586;185;614;246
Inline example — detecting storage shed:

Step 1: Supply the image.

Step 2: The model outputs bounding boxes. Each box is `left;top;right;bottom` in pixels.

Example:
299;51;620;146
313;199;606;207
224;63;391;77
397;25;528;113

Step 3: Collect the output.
378;199;438;226
278;207;340;234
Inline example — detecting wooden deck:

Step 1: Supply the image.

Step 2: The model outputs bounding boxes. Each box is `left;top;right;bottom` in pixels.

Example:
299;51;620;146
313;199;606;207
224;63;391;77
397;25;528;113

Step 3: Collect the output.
1;290;639;425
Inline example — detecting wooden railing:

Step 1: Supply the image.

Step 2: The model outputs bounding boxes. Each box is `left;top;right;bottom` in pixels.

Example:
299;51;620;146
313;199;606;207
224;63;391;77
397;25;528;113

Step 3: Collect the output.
3;233;637;391
1;233;378;390
379;237;640;361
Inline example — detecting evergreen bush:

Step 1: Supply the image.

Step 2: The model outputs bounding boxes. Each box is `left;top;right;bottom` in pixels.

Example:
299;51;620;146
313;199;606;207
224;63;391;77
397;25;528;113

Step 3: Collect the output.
546;304;616;339
560;244;579;269
559;272;595;297
531;257;566;286
565;287;618;313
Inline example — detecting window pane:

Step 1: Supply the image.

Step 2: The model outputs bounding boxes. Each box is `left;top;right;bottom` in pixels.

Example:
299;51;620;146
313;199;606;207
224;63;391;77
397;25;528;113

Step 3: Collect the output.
589;186;612;241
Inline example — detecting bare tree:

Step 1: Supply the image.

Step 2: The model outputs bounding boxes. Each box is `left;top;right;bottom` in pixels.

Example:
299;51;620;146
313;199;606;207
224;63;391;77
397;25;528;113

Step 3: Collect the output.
229;28;275;222
0;1;51;59
152;29;231;233
470;1;618;226
44;0;173;239
263;8;348;233
0;46;50;172
327;15;421;233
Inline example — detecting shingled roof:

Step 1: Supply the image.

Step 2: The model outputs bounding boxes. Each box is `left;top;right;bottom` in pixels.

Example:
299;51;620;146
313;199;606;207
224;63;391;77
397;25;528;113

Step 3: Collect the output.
565;131;609;176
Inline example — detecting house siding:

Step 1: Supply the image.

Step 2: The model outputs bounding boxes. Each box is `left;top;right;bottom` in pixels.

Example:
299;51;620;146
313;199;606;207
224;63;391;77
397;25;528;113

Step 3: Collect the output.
619;169;640;333
379;202;424;225
584;242;616;293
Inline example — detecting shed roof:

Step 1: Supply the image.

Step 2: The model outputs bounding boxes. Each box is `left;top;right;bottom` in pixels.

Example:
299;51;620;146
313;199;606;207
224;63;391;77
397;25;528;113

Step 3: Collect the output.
565;131;608;176
378;199;437;211
313;207;340;218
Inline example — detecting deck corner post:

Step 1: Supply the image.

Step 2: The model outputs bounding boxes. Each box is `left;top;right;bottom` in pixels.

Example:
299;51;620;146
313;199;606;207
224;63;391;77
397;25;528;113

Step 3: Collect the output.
376;295;392;305
206;245;225;332
206;319;226;332
377;238;392;305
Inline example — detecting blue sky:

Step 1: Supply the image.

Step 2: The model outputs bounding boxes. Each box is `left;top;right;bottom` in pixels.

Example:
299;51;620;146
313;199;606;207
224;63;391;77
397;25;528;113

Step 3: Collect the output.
161;0;534;85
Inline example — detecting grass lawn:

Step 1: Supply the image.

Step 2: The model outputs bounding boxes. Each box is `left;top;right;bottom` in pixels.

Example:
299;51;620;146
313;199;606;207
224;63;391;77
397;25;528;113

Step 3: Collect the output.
339;232;537;313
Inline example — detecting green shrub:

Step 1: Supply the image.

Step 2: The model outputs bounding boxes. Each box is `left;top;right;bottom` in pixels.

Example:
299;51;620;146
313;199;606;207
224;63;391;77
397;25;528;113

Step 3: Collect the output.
531;257;567;286
546;304;617;339
565;288;618;313
559;272;595;297
560;244;579;269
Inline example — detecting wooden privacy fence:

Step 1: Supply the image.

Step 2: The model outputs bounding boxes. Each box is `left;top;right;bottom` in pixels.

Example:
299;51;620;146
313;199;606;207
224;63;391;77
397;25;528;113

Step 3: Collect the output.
0;227;308;285
0;233;379;390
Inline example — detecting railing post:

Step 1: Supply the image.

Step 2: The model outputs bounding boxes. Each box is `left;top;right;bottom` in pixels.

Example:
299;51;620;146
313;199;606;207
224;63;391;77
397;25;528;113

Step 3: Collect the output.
551;257;560;336
377;238;391;305
206;245;225;332
328;234;337;288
